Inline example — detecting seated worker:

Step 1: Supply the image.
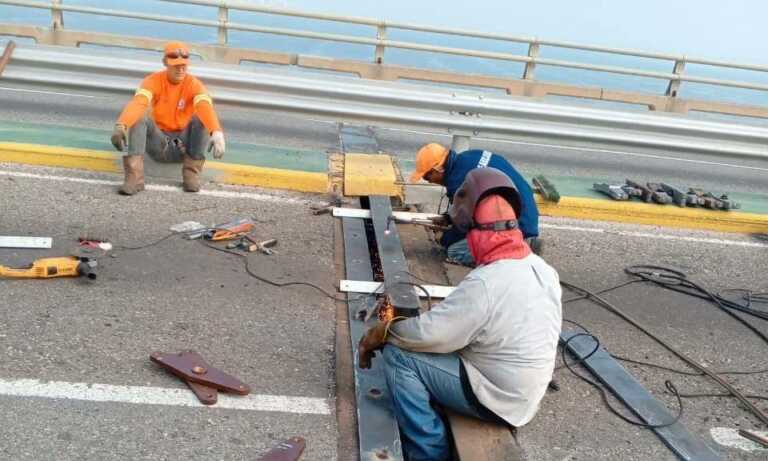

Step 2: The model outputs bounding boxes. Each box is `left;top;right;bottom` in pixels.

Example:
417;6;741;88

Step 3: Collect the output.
359;167;562;461
110;41;226;195
409;143;540;265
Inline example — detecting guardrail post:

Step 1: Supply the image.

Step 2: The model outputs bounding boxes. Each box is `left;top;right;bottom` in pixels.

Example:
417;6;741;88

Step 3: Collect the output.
523;41;539;80
51;0;64;30
666;58;685;97
450;134;471;153
217;5;229;45
374;24;386;64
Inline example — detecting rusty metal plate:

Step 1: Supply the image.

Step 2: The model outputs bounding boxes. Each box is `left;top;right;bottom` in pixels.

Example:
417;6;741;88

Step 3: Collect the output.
257;437;306;461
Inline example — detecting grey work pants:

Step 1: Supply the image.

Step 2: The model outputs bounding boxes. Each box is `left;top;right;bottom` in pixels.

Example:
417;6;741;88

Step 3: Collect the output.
127;115;209;162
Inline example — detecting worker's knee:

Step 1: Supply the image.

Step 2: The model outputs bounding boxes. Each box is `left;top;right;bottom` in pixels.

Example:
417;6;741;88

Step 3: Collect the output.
382;344;406;368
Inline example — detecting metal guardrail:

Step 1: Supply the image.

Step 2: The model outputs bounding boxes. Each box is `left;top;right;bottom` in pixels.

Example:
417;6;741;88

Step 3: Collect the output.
3;44;768;159
2;0;768;98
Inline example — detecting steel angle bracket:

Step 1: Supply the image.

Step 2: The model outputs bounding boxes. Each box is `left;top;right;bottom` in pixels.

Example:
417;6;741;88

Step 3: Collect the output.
561;332;721;461
343;217;403;461
368;196;420;318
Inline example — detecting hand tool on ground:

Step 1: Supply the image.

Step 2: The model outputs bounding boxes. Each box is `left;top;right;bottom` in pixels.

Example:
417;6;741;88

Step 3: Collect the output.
593;183;629;200
199;218;256;241
0;256;97;279
149;350;251;405
241;235;277;254
532;175;561;203
257;437;306;461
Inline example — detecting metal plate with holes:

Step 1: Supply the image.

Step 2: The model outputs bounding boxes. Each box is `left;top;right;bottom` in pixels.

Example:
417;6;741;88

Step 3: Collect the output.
561;332;721;461
368;196;421;317
0;236;52;249
343;217;403;461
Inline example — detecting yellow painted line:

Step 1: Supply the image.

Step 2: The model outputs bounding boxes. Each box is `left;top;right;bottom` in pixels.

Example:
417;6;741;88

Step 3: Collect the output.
536;195;768;234
0;142;120;173
344;153;401;197
211;162;328;194
0;142;328;194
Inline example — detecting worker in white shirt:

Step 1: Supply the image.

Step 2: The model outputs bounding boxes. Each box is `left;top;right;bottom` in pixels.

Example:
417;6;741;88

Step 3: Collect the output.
358;167;562;461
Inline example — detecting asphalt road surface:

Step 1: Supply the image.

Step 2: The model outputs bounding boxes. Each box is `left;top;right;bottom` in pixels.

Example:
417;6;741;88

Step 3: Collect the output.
0;163;766;460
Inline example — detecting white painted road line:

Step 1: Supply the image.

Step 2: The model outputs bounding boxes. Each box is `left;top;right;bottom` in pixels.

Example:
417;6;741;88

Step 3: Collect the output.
2;168;766;248
710;427;768;452
541;223;768;249
0;170;311;204
0;378;331;415
0;86;102;99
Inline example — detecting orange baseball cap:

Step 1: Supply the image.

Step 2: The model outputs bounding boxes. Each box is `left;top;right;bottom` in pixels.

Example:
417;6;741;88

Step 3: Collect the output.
410;143;449;182
163;41;190;65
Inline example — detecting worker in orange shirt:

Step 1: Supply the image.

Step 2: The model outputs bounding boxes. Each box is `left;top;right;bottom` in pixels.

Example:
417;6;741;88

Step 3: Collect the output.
110;41;225;195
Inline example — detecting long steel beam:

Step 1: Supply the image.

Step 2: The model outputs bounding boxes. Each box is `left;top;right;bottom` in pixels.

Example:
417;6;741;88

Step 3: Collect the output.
342;217;403;461
562;332;722;461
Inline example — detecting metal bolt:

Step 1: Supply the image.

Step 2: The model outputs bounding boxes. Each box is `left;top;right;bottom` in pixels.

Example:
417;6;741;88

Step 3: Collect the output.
191;366;207;374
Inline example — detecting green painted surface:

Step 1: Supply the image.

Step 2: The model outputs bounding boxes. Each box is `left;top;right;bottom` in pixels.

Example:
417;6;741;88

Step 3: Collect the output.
0;120;328;173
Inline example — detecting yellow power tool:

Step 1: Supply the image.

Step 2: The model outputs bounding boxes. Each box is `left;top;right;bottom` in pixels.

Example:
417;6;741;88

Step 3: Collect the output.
0;256;97;280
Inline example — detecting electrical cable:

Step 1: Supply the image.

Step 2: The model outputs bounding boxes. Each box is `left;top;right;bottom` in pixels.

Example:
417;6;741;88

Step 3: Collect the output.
625;265;768;323
199;240;352;302
561;279;768;426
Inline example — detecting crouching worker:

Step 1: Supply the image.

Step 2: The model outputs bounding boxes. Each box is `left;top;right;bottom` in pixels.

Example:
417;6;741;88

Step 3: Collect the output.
410;143;541;266
110;41;226;195
359;167;562;461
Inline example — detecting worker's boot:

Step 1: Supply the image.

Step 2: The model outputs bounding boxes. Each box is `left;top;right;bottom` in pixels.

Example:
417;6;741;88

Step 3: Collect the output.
182;155;205;192
119;155;145;195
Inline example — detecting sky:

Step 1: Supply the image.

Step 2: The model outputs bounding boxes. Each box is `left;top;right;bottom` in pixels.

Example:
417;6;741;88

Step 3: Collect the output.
277;0;766;63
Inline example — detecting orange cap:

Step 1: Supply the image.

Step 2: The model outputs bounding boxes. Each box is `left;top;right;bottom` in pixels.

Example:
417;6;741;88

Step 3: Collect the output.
163;41;190;66
410;143;449;182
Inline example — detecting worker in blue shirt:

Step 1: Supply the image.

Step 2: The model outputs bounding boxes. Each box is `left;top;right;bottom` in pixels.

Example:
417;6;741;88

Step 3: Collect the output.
410;143;541;265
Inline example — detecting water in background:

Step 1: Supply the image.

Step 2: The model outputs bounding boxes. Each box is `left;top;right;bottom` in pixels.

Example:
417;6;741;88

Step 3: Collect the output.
2;0;768;126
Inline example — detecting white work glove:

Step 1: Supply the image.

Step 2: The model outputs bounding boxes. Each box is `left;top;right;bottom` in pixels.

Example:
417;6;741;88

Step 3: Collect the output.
208;130;226;159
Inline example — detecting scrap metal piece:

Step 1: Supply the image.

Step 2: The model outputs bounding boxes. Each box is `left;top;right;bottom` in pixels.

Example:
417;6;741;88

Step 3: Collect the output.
342;217;403;460
150;350;251;405
532;175;560;203
738;429;768;449
645;183;673;205
624;179;653;202
561;332;721;461
659;183;693;207
0;40;16;77
257;437;306;461
369;196;420;317
593;183;629;200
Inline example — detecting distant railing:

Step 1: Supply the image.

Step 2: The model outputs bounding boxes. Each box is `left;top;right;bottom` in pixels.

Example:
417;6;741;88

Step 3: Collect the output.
1;0;768;119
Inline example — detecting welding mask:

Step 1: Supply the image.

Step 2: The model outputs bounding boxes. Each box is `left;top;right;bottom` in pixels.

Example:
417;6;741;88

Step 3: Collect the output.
449;167;522;233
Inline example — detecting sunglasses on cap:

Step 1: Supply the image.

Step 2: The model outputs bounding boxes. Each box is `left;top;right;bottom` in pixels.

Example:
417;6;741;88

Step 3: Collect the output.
165;50;189;59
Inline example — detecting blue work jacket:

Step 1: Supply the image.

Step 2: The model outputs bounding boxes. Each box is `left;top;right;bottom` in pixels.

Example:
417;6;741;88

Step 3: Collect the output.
440;149;539;248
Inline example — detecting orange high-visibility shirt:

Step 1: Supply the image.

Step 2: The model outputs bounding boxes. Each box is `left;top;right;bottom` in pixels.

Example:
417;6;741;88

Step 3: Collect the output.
117;71;222;133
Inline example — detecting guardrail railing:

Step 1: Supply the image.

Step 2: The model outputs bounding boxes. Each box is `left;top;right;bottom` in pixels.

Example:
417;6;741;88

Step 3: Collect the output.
1;0;767;121
4;44;768;160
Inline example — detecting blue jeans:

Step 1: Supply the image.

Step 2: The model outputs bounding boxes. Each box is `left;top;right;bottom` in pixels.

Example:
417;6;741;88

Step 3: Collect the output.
446;239;475;267
382;345;489;461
